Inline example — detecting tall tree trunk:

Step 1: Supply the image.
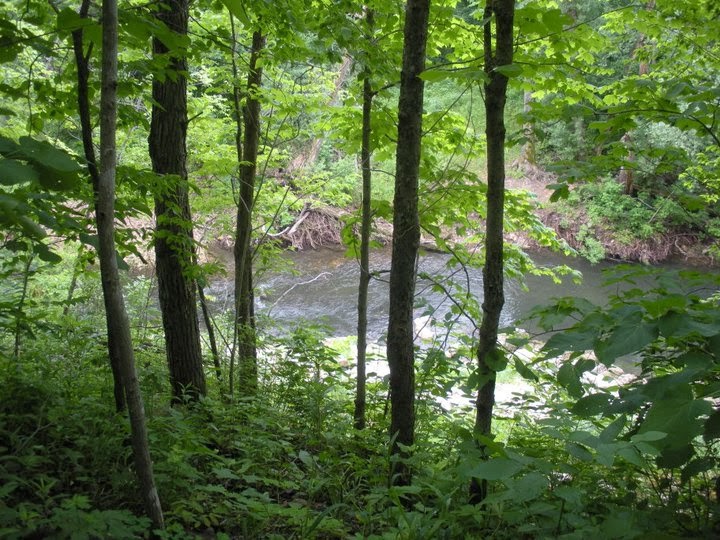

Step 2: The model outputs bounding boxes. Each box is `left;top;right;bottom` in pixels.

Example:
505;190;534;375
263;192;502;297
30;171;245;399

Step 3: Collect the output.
198;284;222;382
233;29;265;395
386;0;430;486
149;0;206;403
619;0;654;195
287;55;354;175
13;253;33;361
70;0;125;411
470;0;515;504
518;91;536;171
98;0;164;527
354;10;375;431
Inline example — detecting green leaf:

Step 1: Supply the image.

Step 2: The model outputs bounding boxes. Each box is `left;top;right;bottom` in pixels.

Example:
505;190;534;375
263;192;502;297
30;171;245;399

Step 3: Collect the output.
630;431;667;443
543;328;596;356
220;0;251;26
639;398;712;452
681;456;716;484
659;311;720;338
0;135;20;156
595;315;658;366
0;158;38;185
616;446;645;467
571;392;615;417
599;415;626;443
640;294;687;318
656;444;694;469
541;9;570;33
56;7;95;32
565;442;593;462
419;69;452;82
0;20;22;63
18;215;46;239
703;409;720;441
498;473;547;505
469;458;523;481
486;347;508;372
213;467;240;480
548;183;569;201
553;486;582;506
558;362;583;398
18;137;81;173
16;137;81;191
298;450;315;469
513;357;538;381
494;64;523;78
36;243;62;263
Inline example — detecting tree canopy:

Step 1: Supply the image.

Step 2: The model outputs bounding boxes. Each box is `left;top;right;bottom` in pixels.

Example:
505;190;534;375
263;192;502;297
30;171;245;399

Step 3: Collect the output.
0;0;719;537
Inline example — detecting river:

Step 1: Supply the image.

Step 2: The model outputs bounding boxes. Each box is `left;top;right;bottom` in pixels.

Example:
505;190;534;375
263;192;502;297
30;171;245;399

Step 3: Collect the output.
206;247;710;340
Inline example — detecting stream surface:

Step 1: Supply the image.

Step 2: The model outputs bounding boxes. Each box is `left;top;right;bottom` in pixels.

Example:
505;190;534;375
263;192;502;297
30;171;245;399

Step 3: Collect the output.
207;247;712;340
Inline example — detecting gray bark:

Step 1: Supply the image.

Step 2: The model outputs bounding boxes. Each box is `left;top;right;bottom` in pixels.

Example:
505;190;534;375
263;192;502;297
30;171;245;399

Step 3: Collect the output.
149;0;206;403
232;29;264;396
354;11;375;430
99;0;164;526
386;0;430;486
70;0;125;411
471;0;515;504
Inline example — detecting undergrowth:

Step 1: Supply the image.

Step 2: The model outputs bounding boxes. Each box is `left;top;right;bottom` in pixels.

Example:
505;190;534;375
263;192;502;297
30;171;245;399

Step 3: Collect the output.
2;269;720;538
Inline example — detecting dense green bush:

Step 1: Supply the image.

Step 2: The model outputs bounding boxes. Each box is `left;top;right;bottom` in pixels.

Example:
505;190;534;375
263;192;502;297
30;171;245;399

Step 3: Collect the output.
1;264;719;538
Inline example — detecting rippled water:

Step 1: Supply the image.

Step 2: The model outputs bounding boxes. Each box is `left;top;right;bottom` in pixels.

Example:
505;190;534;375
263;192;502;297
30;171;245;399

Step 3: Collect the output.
206;247;695;339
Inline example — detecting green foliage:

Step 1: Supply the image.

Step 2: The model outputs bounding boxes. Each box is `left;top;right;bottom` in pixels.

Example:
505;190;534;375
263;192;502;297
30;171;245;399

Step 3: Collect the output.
524;267;720;535
2;260;720;538
2;0;720;538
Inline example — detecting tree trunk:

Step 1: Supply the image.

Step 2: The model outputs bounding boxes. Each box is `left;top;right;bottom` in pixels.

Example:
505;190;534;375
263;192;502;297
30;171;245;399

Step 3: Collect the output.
98;0;164;527
70;0;125;411
518;91;536;171
619;132;635;195
198;284;222;382
471;0;515;504
233;29;265;395
287;55;354;175
619;0;654;195
386;0;430;486
149;0;206;403
354;10;375;431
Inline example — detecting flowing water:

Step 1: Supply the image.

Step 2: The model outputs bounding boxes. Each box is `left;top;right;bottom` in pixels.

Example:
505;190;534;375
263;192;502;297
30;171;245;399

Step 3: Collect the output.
207;247;703;339
202;247;718;411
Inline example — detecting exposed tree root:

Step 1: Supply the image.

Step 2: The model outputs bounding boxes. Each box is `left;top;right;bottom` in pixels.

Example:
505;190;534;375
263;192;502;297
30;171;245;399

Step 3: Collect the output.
281;206;344;250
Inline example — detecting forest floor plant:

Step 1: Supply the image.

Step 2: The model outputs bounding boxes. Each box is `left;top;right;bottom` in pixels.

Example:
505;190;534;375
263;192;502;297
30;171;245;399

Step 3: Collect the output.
2;263;719;538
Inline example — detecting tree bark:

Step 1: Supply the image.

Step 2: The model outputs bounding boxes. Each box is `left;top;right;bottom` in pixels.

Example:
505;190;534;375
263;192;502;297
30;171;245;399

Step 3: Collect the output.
518;91;536;171
149;0;206;403
71;0;125;412
471;0;515;504
98;0;164;526
386;0;430;486
198;284;222;382
233;29;265;395
286;55;354;175
354;10;375;431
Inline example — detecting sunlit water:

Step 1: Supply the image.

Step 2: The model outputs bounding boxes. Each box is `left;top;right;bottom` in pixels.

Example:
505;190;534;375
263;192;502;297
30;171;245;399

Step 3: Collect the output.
206;246;703;340
200;247;717;412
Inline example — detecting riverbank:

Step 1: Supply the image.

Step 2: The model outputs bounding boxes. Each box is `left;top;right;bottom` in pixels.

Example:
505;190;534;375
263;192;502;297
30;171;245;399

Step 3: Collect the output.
241;167;718;267
507;169;719;267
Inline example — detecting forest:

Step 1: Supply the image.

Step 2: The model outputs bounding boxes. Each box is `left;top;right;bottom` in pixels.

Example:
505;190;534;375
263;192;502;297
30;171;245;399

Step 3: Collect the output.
1;0;720;537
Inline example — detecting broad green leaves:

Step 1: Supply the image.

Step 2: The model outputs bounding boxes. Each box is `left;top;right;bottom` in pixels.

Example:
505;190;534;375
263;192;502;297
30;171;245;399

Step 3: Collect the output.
0;135;84;261
0;158;38;185
534;267;720;474
0;135;81;191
